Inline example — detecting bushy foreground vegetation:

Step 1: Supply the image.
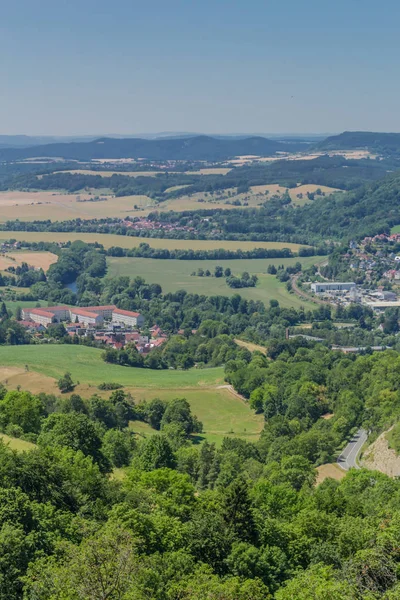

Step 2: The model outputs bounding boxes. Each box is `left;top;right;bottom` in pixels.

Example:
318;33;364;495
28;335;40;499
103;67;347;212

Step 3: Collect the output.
0;372;399;598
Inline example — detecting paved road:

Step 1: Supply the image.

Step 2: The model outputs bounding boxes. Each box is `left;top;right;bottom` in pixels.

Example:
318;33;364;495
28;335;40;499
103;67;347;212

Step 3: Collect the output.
337;428;368;471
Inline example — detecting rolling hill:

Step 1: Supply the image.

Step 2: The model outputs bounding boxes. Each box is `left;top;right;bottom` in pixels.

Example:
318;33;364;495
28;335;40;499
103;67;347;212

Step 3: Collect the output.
316;131;400;154
0;135;305;162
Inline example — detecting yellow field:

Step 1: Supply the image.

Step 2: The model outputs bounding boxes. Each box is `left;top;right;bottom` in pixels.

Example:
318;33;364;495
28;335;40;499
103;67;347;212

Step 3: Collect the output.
0;231;309;252
186;168;232;175
0;251;57;272
53;170;165;177
159;183;341;212
0;191;156;222
57;168;232;176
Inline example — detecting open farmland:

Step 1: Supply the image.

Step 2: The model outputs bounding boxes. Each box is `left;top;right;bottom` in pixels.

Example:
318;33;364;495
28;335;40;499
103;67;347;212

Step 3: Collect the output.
0;231;310;253
106;255;317;308
0;251;57;272
0;178;341;222
0;190;156;222
0;346;263;446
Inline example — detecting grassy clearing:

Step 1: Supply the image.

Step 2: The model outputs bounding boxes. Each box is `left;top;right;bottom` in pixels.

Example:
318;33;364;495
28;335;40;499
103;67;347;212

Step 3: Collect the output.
129;388;263;446
316;463;346;485
106;256;316;308
0;345;224;388
0;346;262;445
3;299;47;315
234;339;267;355
1;231;310;253
391;225;400;234
0;434;36;452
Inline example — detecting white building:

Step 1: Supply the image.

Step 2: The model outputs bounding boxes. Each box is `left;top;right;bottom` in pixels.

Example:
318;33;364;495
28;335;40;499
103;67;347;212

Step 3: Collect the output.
311;282;356;293
85;305;116;319
112;308;144;328
26;308;56;327
69;308;103;326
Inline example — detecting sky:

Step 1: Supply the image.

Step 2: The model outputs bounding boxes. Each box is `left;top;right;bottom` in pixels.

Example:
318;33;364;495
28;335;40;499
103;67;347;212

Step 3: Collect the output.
2;0;400;136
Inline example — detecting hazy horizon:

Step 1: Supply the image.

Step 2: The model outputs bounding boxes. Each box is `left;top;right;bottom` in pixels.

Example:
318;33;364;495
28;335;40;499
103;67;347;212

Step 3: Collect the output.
3;0;400;135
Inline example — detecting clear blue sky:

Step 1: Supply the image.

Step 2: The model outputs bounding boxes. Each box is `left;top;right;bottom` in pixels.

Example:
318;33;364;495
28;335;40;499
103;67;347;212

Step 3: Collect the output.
2;0;400;135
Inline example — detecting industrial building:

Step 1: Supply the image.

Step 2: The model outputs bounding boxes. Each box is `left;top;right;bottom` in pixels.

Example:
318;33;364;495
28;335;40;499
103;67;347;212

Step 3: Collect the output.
311;282;356;293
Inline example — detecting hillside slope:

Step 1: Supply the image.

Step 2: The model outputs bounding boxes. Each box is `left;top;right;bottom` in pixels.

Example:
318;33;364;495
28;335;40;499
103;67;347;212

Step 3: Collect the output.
0;135;304;162
316;131;400;153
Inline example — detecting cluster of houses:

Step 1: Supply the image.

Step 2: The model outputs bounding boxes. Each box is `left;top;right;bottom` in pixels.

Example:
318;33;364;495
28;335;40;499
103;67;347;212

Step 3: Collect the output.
122;217;195;234
20;305;168;353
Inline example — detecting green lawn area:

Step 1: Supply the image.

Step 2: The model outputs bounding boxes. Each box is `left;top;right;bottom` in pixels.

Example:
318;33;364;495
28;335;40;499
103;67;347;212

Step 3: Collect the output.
2;299;47;315
0;345;224;388
129;388;264;446
391;225;400;234
0;345;263;446
107;256;316;309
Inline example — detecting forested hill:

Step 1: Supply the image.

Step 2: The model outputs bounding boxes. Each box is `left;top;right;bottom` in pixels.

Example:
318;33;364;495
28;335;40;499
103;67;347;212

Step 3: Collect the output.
151;170;400;242
316;131;400;154
0;135;305;162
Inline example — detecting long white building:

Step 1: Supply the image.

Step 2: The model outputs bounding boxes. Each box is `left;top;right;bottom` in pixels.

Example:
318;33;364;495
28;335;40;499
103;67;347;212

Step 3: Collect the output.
22;304;143;328
112;308;145;328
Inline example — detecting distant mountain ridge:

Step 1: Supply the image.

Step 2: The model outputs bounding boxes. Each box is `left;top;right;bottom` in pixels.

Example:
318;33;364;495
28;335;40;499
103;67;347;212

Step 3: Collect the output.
0;135;306;162
316;131;400;153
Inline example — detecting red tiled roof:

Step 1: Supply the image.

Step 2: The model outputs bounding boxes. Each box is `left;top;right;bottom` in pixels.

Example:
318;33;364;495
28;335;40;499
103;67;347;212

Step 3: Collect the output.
85;305;116;312
113;308;141;318
19;320;43;328
70;308;100;318
45;306;70;312
30;308;55;318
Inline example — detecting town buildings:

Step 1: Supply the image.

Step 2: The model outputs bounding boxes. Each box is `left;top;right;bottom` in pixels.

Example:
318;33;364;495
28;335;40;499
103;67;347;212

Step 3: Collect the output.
21;304;144;329
112;308;144;328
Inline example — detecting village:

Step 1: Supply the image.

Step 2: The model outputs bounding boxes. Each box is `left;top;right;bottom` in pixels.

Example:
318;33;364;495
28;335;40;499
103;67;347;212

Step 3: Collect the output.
307;232;400;310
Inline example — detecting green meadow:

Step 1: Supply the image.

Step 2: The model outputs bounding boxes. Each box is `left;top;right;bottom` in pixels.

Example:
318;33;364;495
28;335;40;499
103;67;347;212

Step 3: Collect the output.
107;255;317;308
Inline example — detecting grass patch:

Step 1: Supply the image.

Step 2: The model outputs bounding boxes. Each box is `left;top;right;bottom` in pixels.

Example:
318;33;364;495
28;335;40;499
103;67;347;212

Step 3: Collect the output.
0;434;36;452
0;345;224;388
106;256;316;309
0;345;263;445
130;388;263;447
234;339;267;355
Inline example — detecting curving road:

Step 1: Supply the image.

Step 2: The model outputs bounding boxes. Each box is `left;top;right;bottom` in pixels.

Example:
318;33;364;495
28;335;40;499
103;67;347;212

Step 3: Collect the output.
337;428;368;471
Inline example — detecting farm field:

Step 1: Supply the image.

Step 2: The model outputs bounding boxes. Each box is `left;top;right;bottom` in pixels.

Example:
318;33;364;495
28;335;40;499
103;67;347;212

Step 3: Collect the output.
0;180;341;222
0;191;156;222
0;251;57;272
0;346;263;445
106;256;317;308
0;231;310;253
54;170;166;177
157;183;341;213
57;168;232;176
